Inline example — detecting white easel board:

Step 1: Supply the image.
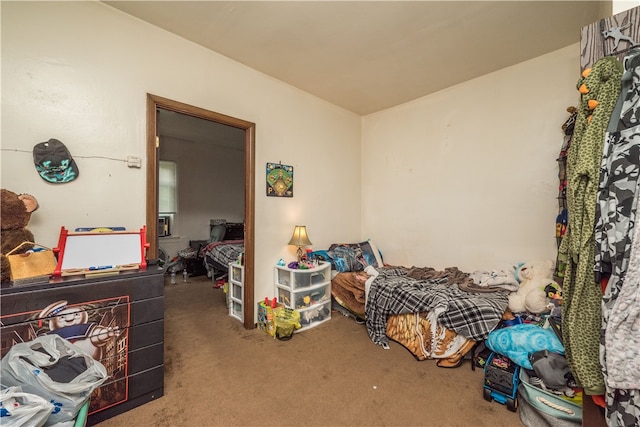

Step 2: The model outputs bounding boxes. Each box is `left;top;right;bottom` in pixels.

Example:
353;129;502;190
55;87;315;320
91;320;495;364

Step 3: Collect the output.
53;226;148;276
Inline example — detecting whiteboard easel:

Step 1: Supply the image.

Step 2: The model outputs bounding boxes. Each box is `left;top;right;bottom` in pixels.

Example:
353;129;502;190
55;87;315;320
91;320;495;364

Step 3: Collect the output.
53;226;149;276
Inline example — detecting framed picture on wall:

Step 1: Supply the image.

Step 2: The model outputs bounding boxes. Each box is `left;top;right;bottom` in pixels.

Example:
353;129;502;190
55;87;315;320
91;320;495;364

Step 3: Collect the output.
266;162;294;197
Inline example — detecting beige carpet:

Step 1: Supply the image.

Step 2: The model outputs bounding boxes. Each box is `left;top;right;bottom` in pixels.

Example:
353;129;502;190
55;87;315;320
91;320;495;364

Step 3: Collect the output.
96;274;523;427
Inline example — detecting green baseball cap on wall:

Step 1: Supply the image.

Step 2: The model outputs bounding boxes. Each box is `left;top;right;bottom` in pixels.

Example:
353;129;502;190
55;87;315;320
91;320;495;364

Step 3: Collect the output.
33;138;79;183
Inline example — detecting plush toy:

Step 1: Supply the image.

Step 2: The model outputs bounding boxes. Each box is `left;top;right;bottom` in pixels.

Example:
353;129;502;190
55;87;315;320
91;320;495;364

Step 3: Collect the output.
544;282;563;317
1;189;39;283
508;260;559;314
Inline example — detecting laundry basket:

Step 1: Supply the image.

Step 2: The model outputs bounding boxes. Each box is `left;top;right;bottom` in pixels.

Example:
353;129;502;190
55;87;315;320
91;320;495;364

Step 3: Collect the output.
518;369;582;424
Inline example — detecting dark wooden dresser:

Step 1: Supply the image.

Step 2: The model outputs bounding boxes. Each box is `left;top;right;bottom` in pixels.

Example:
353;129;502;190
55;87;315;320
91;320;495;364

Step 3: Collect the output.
0;268;164;425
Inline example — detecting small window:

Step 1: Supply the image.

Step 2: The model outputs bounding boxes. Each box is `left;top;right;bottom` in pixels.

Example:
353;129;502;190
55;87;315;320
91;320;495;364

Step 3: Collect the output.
159;160;177;214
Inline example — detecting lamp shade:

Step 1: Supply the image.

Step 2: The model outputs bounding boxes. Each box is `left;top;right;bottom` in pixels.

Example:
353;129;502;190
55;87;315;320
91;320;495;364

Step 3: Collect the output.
288;225;312;247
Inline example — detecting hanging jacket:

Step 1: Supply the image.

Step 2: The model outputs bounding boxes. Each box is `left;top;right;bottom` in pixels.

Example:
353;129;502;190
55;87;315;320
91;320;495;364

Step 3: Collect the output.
560;55;623;396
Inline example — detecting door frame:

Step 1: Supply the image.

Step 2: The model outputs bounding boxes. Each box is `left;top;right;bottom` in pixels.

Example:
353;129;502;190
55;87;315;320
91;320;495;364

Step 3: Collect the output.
146;93;256;329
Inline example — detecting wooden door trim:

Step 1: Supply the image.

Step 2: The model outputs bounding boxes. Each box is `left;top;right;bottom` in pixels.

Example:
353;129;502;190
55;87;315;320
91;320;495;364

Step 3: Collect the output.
146;93;255;329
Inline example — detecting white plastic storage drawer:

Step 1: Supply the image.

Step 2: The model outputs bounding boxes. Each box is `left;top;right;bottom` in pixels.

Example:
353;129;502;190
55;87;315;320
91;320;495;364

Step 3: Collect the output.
298;300;332;331
274;262;331;332
228;263;243;322
274;262;330;289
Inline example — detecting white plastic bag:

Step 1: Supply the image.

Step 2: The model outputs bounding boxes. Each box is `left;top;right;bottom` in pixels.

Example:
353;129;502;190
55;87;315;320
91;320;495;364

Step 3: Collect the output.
0;335;108;426
0;386;54;427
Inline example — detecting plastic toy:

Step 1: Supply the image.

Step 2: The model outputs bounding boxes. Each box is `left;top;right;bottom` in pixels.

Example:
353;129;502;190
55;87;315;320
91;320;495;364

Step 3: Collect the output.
483;352;520;412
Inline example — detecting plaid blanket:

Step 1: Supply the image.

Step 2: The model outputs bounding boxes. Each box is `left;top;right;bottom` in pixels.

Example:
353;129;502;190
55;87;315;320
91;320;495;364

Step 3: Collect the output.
365;267;509;346
203;241;244;267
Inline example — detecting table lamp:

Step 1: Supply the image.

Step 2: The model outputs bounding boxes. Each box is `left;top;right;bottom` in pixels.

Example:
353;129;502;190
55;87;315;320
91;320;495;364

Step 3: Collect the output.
288;225;312;262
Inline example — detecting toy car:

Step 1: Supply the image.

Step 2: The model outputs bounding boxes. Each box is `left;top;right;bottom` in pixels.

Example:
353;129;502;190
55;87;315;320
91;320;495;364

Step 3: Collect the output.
483;351;520;412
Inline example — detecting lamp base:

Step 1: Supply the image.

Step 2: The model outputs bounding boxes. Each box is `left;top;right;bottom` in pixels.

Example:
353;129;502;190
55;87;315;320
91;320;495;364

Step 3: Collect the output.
296;246;304;263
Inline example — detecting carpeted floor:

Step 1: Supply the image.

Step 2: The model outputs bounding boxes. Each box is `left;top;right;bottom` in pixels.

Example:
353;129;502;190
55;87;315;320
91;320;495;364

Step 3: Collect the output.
95;274;524;427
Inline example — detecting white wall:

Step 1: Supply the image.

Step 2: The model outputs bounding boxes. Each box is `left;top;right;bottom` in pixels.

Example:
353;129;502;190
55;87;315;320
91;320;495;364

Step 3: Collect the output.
361;45;580;272
3;1;622;314
159;136;245;259
1;1;362;306
613;1;640;13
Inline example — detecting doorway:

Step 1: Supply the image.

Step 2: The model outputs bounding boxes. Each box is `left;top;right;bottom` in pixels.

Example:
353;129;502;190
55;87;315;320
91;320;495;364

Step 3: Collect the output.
146;94;255;329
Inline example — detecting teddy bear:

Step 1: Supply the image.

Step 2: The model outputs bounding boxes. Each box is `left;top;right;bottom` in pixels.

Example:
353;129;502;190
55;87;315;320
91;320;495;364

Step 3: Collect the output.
507;259;559;314
1;189;39;283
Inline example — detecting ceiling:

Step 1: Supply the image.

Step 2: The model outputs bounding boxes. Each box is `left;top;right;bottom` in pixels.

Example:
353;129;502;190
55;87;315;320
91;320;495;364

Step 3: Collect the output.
156;107;246;149
104;1;610;116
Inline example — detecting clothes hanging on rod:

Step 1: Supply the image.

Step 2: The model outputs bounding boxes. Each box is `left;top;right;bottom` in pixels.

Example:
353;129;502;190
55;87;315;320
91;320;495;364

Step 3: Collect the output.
560;54;623;397
595;47;640;427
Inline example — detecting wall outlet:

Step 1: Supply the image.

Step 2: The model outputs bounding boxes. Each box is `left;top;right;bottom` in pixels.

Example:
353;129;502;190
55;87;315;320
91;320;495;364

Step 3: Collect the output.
127;155;142;168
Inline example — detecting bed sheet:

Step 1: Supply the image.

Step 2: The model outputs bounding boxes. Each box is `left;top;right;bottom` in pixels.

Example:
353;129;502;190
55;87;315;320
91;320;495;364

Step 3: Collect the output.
331;270;369;319
366;267;509;347
332;267;509;364
201;240;244;276
386;311;476;366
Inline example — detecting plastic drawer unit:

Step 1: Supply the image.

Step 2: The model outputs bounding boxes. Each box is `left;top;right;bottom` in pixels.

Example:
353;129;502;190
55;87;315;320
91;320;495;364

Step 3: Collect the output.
274;262;331;332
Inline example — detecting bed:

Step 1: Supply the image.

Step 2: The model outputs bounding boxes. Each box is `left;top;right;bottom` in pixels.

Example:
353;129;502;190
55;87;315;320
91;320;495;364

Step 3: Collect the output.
324;241;511;367
200;222;244;281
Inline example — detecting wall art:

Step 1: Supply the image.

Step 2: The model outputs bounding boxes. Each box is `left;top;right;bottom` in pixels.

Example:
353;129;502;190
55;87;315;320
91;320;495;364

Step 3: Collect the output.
266;162;294;197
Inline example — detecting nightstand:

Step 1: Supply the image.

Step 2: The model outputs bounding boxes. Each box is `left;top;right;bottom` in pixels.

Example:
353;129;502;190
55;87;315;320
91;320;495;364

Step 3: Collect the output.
274;261;331;331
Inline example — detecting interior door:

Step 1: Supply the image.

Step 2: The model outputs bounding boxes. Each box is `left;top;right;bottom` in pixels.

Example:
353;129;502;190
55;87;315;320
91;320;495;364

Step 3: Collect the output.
146;94;256;329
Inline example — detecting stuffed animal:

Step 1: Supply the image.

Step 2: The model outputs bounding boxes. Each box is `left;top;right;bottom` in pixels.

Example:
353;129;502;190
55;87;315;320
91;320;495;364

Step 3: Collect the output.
1;189;39;283
508;260;559;314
